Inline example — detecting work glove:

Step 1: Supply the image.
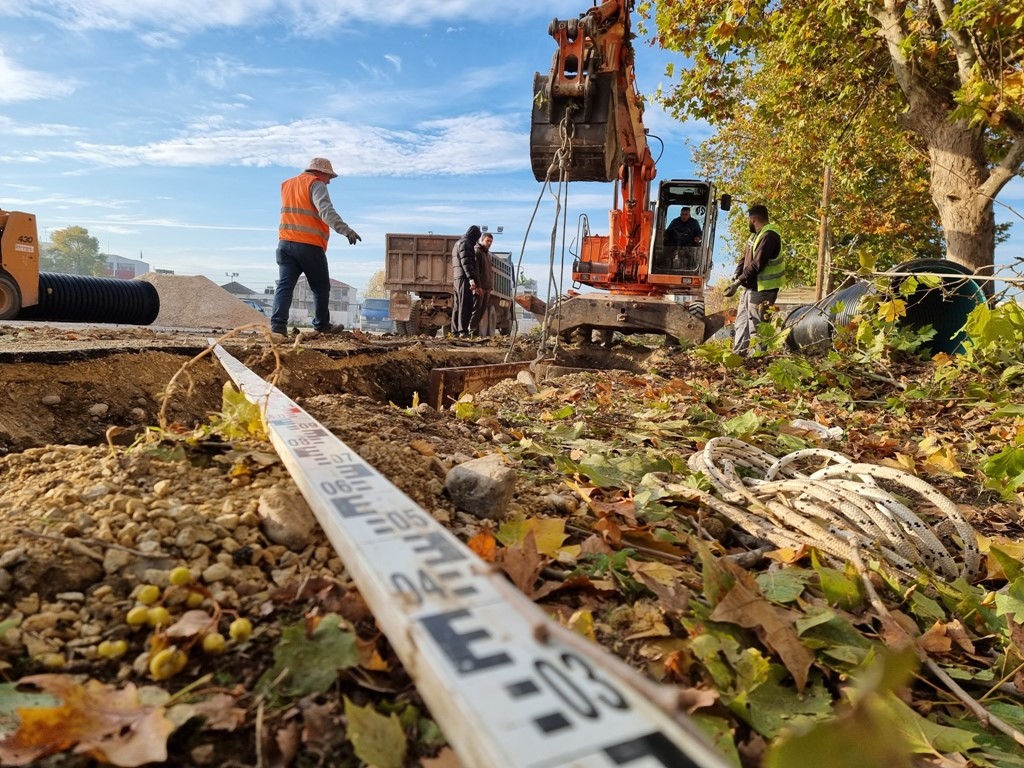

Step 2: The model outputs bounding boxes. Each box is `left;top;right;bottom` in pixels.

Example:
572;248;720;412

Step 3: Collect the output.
723;281;740;298
346;230;361;245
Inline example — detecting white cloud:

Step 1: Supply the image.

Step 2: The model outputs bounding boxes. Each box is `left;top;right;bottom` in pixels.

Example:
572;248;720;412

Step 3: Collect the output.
18;114;530;176
195;55;282;89
2;1;586;37
384;54;401;73
0;49;76;102
0;116;80;136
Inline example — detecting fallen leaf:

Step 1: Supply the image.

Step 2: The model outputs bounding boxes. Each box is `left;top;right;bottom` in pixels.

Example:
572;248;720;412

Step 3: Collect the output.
468;528;497;562
710;562;814;692
169;693;246;731
409;439;436;457
499;530;548;597
567;609;596;640
165;610;217;639
257;614;359;699
497;515;569;558
0;675;175;767
918;622;952;654
343;697;407;768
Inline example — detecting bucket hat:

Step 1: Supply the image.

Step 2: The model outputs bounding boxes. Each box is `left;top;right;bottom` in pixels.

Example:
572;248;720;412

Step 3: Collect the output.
305;157;338;178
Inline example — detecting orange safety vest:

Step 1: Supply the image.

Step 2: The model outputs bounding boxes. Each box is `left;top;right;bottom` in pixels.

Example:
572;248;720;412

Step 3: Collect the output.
279;173;329;250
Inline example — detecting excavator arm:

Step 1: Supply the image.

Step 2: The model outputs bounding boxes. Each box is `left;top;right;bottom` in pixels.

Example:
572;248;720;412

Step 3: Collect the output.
530;0;657;294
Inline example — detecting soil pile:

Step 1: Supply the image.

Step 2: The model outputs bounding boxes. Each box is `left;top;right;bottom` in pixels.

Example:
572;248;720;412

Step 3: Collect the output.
138;273;269;329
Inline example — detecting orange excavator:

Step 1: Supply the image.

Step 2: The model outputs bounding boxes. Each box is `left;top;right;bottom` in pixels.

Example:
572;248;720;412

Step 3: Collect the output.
530;0;730;343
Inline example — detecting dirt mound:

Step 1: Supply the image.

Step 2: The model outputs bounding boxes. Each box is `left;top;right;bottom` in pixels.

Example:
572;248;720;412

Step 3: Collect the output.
138;273;269;329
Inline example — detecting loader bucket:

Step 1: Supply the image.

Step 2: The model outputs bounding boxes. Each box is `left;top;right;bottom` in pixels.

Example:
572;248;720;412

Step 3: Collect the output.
530;72;619;183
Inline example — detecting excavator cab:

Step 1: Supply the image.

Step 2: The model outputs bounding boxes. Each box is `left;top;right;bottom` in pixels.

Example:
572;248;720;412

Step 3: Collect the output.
648;180;730;291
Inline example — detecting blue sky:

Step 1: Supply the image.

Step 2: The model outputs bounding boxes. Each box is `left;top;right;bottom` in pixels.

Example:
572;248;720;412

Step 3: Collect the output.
1;1;1021;298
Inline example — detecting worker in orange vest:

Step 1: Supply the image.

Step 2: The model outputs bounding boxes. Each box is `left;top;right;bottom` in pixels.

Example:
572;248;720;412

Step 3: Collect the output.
271;157;361;338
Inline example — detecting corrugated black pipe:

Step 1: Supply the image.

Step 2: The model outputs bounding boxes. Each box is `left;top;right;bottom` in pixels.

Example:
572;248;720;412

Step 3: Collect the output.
784;258;985;356
18;273;160;325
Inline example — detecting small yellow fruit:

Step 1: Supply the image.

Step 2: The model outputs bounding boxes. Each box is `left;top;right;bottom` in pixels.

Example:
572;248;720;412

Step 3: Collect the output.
169;567;193;587
37;652;66;669
126;606;150;627
202;632;227;655
149;647;187;680
137;584;161;605
185;592;205;609
147;606;172;628
98;639;129;659
228;618;252;642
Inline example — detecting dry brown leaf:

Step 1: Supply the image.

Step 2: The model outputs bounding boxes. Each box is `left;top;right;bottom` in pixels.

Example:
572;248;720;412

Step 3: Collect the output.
409;439;436;457
919;622;953;654
499;530;548;598
165;609;217;639
710;562;814;692
0;675;175;767
944;619;976;654
170;693;246;731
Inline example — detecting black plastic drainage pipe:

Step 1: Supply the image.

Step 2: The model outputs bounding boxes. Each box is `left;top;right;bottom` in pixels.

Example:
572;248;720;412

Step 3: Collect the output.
784;258;985;357
17;273;160;325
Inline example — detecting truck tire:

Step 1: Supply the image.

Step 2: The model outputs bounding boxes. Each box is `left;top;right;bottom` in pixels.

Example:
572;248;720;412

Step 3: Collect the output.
406;302;422;336
0;273;22;321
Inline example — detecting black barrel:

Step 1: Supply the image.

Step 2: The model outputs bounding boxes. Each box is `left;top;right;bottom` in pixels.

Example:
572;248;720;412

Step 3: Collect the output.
784;279;876;353
18;273;160;325
892;258;985;355
784;259;985;356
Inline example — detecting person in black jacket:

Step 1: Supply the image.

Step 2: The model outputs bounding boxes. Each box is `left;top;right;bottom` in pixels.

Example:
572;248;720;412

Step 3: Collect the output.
451;225;481;337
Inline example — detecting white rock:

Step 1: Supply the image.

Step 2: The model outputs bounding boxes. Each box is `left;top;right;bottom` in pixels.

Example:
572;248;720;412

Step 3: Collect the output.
41;395;61;406
88;403;109;417
202;562;234;584
516;370;539;394
103;548;134;575
153;479;172;497
445;454;516;521
0;547;26;570
258;488;316;552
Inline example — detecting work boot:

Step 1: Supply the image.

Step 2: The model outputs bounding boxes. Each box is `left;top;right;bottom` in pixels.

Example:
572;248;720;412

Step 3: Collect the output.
269;331;289;344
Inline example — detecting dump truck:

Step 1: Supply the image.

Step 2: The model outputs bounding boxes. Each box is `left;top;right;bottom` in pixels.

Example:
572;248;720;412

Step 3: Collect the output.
384;233;515;336
0;209;159;324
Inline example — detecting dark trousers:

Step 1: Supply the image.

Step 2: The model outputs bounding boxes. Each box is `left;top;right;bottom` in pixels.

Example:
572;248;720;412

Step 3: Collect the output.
469;290;490;334
452;278;474;335
270;240;332;333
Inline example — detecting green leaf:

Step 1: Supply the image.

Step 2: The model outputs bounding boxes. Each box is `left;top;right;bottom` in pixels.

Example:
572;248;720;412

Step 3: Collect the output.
989;545;1024;583
756;570;810;604
811;553;864;610
257;614;358;699
722;410;763;438
344;697;408;768
994;576;1024;621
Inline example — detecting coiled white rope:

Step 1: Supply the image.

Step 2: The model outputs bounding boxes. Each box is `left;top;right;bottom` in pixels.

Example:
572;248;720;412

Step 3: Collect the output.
687;437;982;581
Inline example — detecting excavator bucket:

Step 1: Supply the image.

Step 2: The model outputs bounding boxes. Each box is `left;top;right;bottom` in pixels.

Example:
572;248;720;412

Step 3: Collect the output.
529;72;620;183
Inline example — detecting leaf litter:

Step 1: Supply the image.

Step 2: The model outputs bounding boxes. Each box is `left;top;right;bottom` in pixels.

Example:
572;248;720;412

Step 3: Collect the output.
1;320;1024;765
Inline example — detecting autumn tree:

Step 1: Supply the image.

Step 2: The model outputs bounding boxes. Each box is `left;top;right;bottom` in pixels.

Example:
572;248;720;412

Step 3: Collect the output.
643;0;1024;293
364;269;387;298
42;226;107;276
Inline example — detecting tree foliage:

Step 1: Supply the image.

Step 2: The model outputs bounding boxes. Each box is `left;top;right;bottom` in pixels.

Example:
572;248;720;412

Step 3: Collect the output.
364;269;387;298
42;226;107;276
641;0;1024;290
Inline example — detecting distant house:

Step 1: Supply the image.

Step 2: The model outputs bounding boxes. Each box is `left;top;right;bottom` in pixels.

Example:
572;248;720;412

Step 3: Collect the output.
105;254;151;279
286;277;359;328
219;281;271;314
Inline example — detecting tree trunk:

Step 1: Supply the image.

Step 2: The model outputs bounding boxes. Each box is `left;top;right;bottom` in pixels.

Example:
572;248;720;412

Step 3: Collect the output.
926;121;996;296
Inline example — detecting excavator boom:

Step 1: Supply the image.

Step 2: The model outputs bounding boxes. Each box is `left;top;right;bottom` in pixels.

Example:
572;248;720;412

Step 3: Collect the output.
529;0;731;343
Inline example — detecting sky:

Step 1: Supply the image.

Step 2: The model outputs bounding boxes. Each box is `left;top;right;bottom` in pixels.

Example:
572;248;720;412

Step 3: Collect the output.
1;1;1021;300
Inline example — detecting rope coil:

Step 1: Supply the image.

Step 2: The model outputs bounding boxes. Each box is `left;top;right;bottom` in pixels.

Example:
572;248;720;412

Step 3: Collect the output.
687;437;982;581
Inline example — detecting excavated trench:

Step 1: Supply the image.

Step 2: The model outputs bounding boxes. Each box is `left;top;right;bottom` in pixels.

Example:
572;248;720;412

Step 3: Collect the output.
0;335;661;453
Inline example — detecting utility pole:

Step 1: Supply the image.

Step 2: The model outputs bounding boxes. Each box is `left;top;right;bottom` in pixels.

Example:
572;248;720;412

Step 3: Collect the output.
815;166;832;302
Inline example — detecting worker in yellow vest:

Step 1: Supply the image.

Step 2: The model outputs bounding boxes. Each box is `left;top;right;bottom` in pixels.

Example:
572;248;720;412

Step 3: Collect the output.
724;204;785;354
271;157;361;339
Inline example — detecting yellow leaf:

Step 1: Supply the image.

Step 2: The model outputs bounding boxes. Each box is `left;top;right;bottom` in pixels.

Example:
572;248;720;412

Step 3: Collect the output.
497;515;568;558
567;609;596;640
877;298;907;323
626;560;687;586
922;447;966;477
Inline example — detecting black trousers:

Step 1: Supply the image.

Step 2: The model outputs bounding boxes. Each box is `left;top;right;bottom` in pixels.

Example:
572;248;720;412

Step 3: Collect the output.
452;278;474;334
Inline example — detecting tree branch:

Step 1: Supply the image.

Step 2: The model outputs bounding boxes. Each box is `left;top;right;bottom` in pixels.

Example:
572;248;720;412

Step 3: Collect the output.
868;0;947;133
931;0;980;85
978;132;1024;202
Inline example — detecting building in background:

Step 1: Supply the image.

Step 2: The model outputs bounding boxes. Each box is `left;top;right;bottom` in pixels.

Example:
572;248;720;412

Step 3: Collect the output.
220;281;271;316
105;254;150;279
288;277;359;329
